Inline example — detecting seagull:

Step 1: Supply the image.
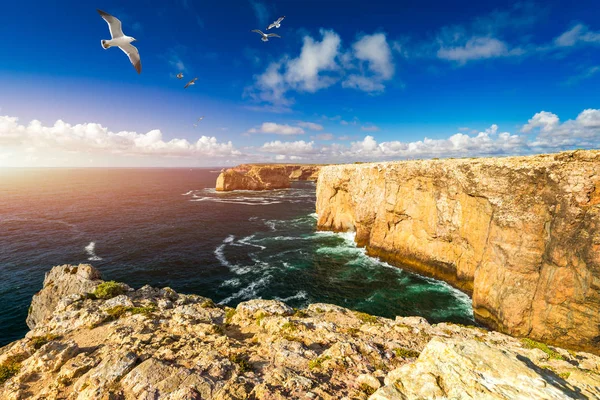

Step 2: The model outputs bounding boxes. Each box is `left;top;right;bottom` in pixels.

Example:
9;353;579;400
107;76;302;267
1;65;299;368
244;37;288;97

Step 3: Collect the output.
252;30;281;42
268;16;285;30
176;72;184;79
97;9;141;74
197;116;204;122
184;77;198;88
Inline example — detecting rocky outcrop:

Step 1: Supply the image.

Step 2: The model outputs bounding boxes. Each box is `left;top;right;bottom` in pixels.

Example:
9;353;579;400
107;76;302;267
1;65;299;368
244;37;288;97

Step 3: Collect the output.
316;150;600;355
2;265;599;399
26;265;102;330
216;164;322;191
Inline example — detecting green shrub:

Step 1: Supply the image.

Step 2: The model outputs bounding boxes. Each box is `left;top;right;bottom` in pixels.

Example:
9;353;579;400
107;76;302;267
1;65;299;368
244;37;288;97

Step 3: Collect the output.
308;355;331;370
30;333;60;350
0;357;22;385
229;354;252;373
93;281;125;300
521;338;564;360
129;305;156;318
359;383;376;395
293;308;309;318
281;321;297;331
224;308;236;324
200;299;215;308
393;347;420;358
354;311;378;324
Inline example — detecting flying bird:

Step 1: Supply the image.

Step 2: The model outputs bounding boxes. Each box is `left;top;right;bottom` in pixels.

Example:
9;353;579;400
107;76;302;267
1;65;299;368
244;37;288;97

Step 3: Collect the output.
252;30;281;42
97;9;141;74
268;16;285;30
184;77;198;88
176;72;184;79
197;116;205;122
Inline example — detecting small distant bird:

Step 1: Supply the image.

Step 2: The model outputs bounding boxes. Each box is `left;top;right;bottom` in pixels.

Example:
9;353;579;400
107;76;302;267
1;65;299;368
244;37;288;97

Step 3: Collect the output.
97;9;141;74
268;16;285;30
197;116;205;122
252;30;281;42
184;77;198;88
176;72;184;79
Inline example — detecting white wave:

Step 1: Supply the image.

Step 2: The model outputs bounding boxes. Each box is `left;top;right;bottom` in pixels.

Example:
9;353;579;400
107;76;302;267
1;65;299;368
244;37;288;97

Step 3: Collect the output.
223;235;235;243
220;278;242;288
237;235;266;250
264;220;277;231
219;275;272;304
274;290;308;302
85;241;102;261
309;213;318;219
181;190;195;196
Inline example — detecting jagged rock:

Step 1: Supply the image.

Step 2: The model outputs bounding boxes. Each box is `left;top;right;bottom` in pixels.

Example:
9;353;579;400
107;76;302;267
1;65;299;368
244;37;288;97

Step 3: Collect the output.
2;265;600;399
316;150;600;354
27;264;102;329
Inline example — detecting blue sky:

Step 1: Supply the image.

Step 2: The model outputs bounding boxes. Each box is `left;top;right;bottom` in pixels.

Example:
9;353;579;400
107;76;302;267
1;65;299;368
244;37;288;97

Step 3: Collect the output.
0;0;599;166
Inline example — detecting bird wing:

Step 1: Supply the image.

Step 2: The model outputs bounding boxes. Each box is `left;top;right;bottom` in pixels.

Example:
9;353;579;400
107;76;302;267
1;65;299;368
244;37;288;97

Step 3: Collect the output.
267;23;276;30
252;29;265;36
97;9;124;38
119;43;142;74
277;16;285;23
266;33;281;38
184;78;197;88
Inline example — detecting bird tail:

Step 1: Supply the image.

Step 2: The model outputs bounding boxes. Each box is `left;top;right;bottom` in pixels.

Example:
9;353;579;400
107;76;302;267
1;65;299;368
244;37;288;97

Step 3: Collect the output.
101;40;110;49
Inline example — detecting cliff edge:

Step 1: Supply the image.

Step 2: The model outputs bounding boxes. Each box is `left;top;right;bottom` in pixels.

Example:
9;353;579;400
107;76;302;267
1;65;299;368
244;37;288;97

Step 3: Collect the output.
216;164;321;191
1;264;599;399
316;150;600;355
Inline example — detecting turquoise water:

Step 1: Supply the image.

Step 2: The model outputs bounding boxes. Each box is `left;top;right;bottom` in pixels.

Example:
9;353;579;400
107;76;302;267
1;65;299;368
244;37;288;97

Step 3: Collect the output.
0;169;473;346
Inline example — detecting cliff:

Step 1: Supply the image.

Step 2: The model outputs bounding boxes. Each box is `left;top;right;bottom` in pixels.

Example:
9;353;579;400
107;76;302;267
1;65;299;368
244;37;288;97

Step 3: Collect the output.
215;164;321;191
316;150;600;355
2;264;599;399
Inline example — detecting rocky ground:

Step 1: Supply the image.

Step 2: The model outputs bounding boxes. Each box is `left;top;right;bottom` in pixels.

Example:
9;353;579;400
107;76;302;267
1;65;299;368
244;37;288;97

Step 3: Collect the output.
1;264;599;399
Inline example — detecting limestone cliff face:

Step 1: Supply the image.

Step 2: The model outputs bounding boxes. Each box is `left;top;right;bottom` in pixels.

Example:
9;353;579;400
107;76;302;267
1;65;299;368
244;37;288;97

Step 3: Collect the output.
316;150;600;354
2;265;599;399
216;164;321;191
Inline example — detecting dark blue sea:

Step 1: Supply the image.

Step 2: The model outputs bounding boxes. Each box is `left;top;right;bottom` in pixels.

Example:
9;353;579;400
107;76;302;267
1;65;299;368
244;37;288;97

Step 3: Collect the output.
0;168;473;346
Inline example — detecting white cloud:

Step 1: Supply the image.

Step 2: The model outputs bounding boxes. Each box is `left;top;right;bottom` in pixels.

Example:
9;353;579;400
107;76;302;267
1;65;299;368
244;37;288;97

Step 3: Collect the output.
247;30;396;107
521;111;560;133
249;0;269;27
437;37;523;63
343;33;395;93
261;140;316;154
0;115;240;158
285;30;342;92
297;121;324;131
521;109;600;149
361;125;380;132
554;24;600;47
565;66;600;86
313;133;334;141
247;122;305;135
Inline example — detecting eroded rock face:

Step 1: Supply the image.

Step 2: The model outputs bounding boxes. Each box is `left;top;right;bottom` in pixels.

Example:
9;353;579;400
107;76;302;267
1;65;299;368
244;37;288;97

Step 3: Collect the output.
215;164;322;191
2;265;599;399
26;264;102;330
316;150;600;354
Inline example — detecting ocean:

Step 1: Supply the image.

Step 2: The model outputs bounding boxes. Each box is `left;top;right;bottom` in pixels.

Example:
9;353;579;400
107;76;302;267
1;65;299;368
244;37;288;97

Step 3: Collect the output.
0;168;473;346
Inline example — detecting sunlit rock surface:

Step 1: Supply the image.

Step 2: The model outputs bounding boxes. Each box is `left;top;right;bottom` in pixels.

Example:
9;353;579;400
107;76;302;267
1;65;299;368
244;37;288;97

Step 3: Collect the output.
316;150;600;354
1;264;599;399
216;164;321;191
